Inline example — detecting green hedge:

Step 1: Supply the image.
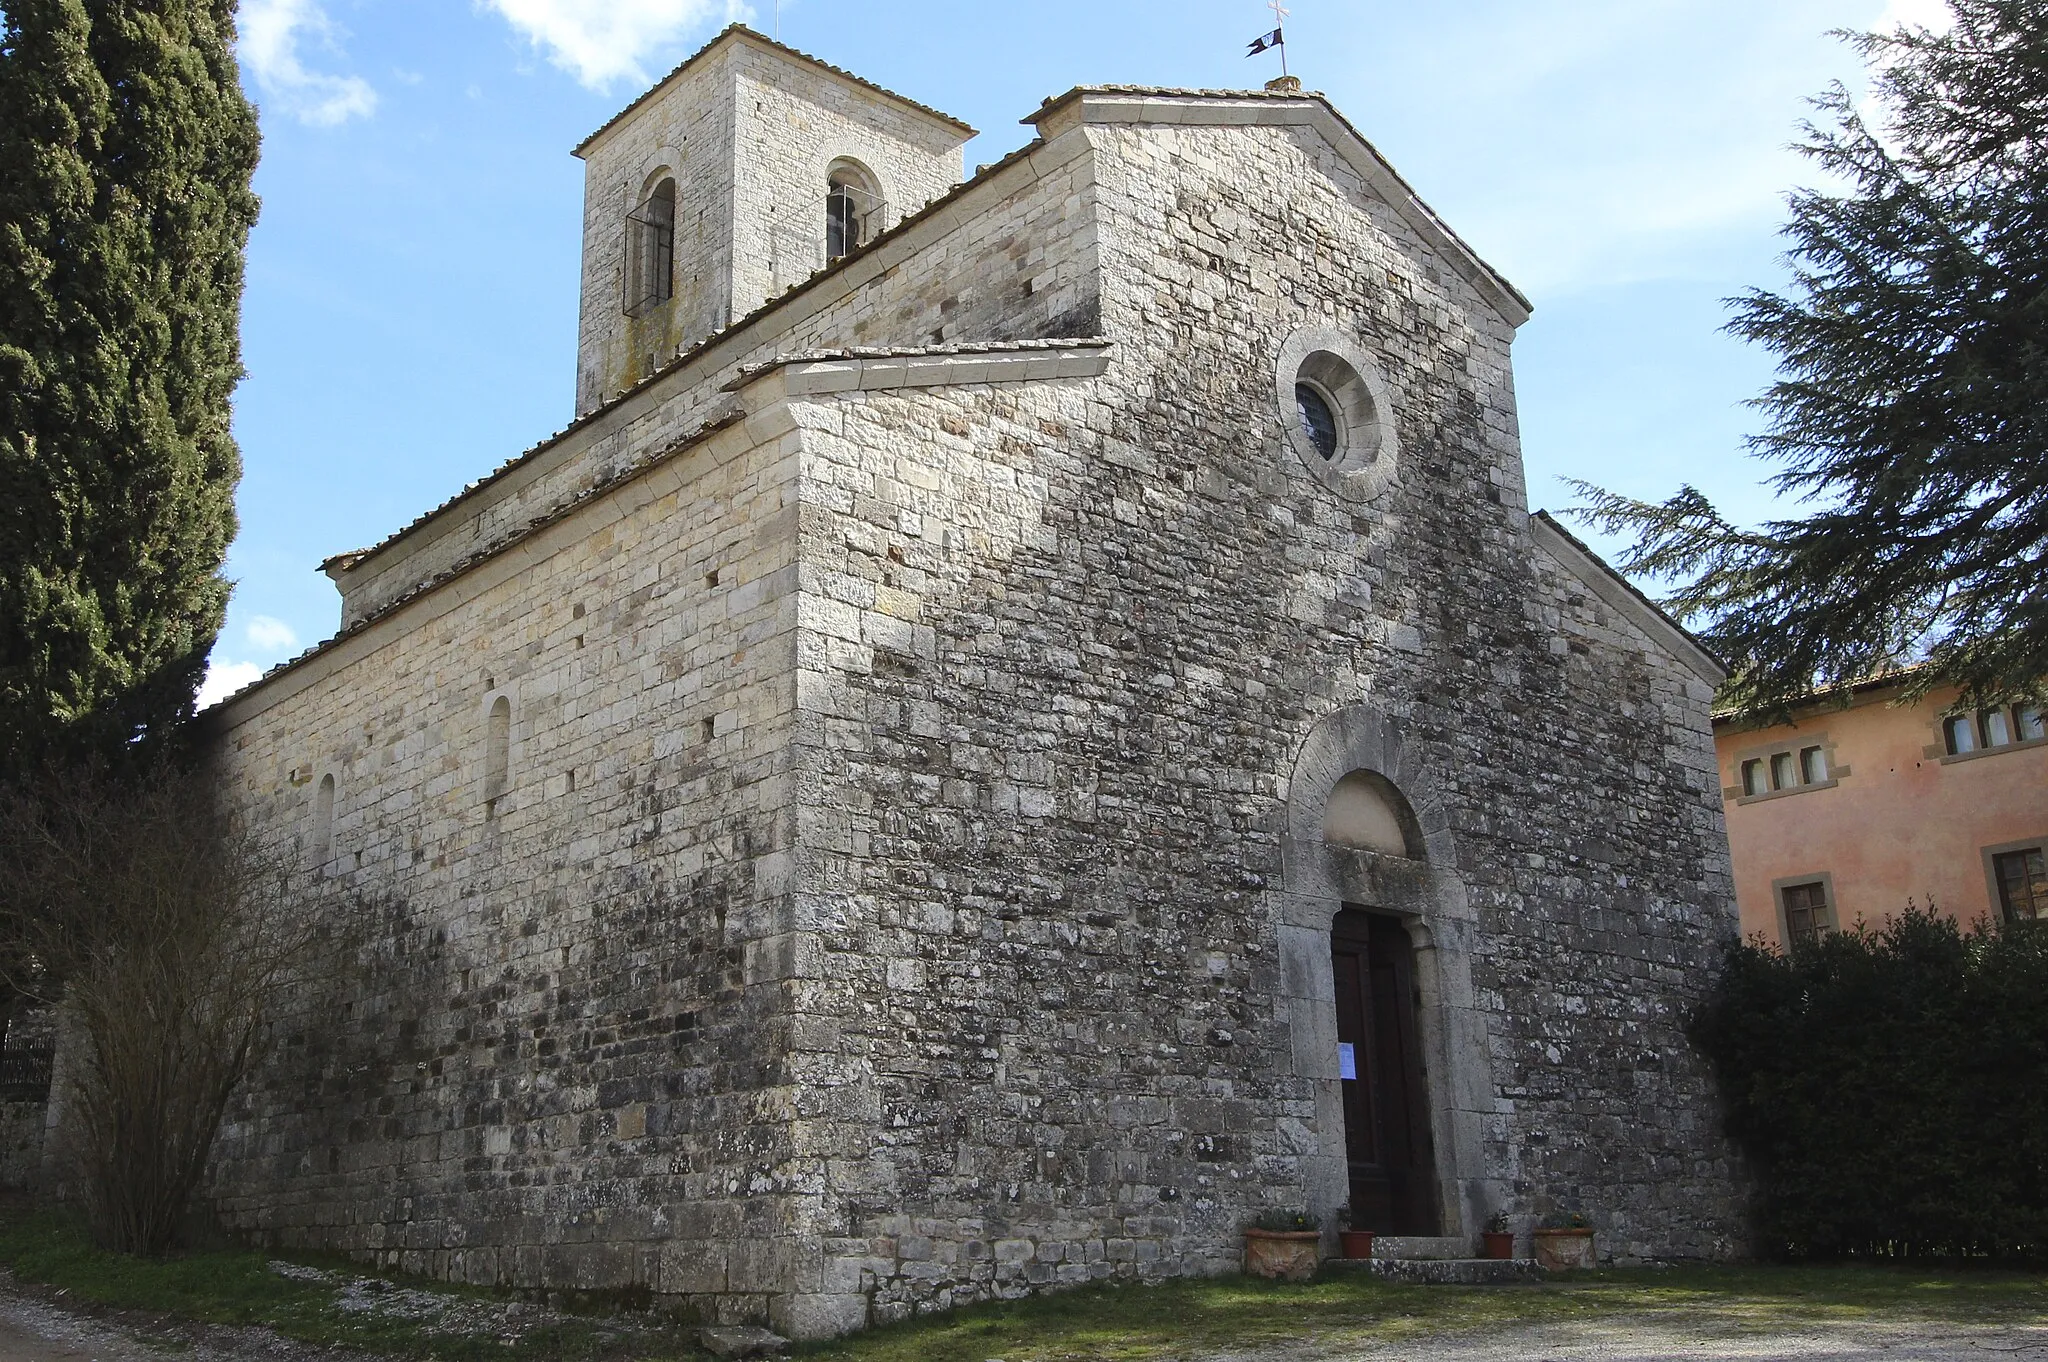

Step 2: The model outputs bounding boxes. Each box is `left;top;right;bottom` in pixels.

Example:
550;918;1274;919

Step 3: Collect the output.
1695;906;2048;1260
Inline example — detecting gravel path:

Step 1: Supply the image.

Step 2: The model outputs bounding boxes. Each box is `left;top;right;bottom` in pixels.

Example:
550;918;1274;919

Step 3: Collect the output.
0;1262;429;1362
1199;1314;2048;1362
0;1275;371;1362
0;1262;673;1362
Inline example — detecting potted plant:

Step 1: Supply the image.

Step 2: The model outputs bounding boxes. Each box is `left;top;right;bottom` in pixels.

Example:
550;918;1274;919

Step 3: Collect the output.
1243;1209;1321;1281
1334;1206;1375;1261
1530;1211;1595;1270
1478;1211;1515;1260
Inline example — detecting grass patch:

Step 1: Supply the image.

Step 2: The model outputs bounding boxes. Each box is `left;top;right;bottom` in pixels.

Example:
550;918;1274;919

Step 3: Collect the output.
0;1209;699;1361
1;1208;2043;1362
794;1264;2048;1362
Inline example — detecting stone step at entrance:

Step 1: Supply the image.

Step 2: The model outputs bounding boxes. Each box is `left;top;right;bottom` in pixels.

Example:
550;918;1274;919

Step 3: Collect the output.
1349;1257;1542;1285
1329;1236;1541;1286
1369;1235;1468;1260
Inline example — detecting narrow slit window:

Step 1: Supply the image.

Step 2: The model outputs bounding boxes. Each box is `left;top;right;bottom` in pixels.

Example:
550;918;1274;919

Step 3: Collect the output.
1741;759;1765;797
625;178;676;317
314;773;336;866
1770;751;1796;791
1945;715;1978;755
485;696;512;807
1799;746;1827;785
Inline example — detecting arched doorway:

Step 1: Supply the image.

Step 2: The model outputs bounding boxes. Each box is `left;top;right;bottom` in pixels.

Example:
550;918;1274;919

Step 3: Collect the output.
1280;703;1498;1246
1323;768;1439;1235
1330;910;1437;1233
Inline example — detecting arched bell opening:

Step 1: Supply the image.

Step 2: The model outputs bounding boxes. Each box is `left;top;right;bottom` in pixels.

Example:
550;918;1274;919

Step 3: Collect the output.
825;159;883;263
625;176;677;317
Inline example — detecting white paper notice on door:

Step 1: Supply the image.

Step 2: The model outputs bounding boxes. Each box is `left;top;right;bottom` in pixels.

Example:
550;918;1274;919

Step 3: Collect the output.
1338;1042;1357;1080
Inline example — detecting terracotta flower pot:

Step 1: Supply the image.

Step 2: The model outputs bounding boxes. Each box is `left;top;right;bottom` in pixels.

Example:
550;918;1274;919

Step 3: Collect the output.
1479;1230;1515;1260
1531;1227;1596;1271
1244;1228;1321;1281
1338;1229;1376;1260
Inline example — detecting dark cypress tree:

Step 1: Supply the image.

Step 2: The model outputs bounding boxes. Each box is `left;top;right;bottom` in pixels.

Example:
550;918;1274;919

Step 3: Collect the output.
1570;0;2048;718
0;0;260;776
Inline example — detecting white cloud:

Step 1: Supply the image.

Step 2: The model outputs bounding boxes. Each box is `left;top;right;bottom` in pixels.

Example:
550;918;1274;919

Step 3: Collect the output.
197;660;265;710
1875;0;1954;33
246;615;300;654
478;0;753;92
1375;0;1911;298
240;0;378;127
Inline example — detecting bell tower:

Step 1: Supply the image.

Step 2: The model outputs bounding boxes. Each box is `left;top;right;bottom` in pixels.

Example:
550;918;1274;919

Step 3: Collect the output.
570;26;974;417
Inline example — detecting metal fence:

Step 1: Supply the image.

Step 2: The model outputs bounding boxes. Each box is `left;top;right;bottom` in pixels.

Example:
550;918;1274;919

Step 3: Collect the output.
0;1041;54;1102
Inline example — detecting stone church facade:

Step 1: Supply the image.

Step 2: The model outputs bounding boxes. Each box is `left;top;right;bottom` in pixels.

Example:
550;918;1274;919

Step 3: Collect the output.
199;27;1744;1338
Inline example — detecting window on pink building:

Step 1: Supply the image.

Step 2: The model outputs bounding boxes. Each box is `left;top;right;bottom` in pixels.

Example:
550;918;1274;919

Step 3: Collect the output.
1984;709;2013;747
1995;849;2047;924
1781;881;1833;950
2015;706;2044;742
1945;716;1978;755
1799;746;1827;784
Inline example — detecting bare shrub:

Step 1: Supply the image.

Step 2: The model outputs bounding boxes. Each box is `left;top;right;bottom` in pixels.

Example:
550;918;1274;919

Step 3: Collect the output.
0;761;312;1255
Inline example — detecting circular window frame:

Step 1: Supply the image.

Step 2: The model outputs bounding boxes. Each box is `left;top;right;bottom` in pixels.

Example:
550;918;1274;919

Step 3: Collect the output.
1275;326;1400;502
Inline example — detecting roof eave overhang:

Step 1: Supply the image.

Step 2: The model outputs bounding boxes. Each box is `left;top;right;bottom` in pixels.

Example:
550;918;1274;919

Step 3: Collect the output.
574;24;976;160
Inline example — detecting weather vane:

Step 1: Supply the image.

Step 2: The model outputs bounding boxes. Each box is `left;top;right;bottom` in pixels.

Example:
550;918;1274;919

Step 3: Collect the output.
1246;1;1290;81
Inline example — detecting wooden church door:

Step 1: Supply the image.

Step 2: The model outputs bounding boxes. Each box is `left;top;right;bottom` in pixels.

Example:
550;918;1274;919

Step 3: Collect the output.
1330;909;1439;1235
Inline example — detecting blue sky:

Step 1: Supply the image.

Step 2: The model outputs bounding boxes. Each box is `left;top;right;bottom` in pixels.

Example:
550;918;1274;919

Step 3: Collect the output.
202;0;1946;702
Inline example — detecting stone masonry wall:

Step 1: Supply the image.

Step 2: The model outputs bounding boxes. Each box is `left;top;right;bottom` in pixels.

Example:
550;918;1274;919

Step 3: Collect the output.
1084;123;1739;1262
192;93;1742;1341
0;1102;45;1192
728;45;966;316
576;36;969;417
761;116;1741;1324
576;46;737;414
206;409;812;1323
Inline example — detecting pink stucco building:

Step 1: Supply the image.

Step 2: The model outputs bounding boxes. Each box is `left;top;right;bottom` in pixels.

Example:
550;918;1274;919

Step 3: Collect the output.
1714;677;2047;948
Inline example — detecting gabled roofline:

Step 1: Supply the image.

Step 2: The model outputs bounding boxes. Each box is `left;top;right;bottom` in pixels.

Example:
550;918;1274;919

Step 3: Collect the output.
329;131;1066;583
208;338;1117;722
1025;86;1532;329
573;24;976;159
338;86;1540;583
1531;510;1727;685
337;83;1539;612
